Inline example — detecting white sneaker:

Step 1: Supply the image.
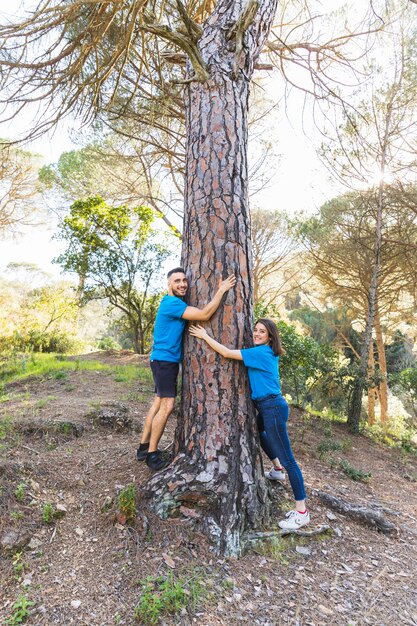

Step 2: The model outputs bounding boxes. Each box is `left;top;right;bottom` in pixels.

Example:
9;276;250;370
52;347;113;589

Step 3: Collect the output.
265;467;285;481
278;510;310;530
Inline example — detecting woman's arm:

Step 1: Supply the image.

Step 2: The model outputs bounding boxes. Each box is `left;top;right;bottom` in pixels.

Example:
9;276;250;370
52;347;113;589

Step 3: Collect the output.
189;325;243;361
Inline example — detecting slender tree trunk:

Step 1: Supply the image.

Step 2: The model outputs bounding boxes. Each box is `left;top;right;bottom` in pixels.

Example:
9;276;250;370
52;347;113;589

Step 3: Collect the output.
130;319;141;354
374;309;388;425
368;340;376;426
147;0;278;556
347;307;375;432
347;205;384;430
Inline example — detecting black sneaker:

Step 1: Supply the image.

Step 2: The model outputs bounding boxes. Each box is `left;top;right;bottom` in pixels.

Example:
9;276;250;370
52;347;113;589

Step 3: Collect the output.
146;451;170;471
136;443;149;461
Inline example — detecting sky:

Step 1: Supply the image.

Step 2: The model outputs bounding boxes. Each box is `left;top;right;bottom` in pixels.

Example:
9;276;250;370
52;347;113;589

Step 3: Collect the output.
0;0;361;278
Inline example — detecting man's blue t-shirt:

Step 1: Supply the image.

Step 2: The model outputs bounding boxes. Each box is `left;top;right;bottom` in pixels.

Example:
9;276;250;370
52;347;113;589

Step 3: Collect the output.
150;295;188;363
241;344;281;400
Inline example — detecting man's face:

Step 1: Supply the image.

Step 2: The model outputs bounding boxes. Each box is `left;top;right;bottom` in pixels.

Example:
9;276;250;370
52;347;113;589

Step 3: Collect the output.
168;272;188;297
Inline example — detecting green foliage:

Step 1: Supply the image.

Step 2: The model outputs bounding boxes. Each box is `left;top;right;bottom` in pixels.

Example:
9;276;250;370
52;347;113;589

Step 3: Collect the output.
316;439;343;459
394;368;417;405
14;483;26;502
5;595;34;626
0;414;14;440
42;502;56;523
97;336;121;350
12;552;25;580
385;332;415;374
54;196;172;353
118;484;137;523
276;320;340;407
337;459;372;482
0;329;78;355
134;571;205;625
0;278;80;355
253;300;280;321
10;511;24;521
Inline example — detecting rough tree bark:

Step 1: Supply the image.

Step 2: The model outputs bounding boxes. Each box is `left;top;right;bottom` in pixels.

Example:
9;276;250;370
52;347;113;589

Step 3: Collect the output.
147;0;278;556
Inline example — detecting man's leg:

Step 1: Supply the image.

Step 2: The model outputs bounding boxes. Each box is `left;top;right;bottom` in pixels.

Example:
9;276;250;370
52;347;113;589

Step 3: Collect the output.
148;397;175;452
145;361;178;471
136;396;161;461
141;396;161;445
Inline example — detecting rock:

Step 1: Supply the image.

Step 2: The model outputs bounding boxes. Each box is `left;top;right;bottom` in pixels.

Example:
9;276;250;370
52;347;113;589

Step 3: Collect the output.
1;530;31;552
28;537;43;550
55;504;67;518
70;600;81;609
89;402;132;431
28;479;40;493
295;546;311;556
326;511;337;520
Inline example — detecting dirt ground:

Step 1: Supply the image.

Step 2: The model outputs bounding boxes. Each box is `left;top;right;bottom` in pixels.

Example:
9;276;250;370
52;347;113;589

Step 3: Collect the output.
1;352;416;626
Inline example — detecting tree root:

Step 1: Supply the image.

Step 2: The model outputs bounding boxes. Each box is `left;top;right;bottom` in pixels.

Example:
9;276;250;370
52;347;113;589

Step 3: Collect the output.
312;489;397;534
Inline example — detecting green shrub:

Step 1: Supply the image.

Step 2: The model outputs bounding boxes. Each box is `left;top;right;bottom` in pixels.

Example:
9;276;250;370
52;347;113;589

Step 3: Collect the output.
42;503;56;523
14;483;26;502
5;595;34;626
134;571;205;625
118;484;137;523
0;330;78;354
316;439;343;459
338;459;372;482
97;336;121;350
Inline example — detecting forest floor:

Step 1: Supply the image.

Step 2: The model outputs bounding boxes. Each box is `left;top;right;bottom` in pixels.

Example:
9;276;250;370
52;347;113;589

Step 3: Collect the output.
1;351;417;626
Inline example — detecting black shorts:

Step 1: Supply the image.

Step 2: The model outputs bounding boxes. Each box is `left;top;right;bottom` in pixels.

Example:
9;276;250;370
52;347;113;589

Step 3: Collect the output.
150;360;180;398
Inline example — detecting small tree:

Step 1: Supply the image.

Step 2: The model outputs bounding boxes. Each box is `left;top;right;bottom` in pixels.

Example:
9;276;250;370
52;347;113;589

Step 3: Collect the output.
55;196;171;353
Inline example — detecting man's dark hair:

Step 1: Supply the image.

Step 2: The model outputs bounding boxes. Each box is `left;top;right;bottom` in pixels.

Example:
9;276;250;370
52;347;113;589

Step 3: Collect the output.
167;267;186;279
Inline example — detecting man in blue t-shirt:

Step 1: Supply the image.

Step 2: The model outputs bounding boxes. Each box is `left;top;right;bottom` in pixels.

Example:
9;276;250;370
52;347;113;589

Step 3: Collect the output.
137;267;236;470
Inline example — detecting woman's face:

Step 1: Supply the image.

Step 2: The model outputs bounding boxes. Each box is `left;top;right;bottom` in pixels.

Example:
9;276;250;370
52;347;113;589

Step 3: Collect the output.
253;322;270;346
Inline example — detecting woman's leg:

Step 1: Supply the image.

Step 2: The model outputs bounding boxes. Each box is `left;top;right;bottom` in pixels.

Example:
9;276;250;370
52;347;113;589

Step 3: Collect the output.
256;413;284;471
259;397;307;506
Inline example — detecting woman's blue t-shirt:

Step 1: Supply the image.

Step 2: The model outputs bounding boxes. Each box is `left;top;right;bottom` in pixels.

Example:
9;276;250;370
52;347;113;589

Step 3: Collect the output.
241;344;281;400
150;295;188;363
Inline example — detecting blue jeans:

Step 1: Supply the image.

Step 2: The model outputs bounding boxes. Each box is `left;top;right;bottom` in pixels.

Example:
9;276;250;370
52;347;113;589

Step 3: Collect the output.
255;394;306;501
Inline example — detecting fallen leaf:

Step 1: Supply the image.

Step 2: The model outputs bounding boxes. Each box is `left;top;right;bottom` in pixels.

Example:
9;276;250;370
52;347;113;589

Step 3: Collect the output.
162;553;176;568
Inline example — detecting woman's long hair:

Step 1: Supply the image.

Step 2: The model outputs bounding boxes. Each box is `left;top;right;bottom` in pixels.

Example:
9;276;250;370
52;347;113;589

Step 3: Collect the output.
255;318;286;357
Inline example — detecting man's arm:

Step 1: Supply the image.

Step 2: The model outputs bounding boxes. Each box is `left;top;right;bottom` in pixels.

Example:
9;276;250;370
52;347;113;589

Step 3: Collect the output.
181;274;236;321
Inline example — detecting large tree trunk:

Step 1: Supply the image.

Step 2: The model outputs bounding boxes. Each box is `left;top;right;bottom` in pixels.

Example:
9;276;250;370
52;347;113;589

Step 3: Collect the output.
147;0;278;556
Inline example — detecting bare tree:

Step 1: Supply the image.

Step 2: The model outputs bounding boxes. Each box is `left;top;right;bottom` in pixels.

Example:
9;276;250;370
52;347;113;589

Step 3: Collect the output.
251;207;301;306
0;144;43;235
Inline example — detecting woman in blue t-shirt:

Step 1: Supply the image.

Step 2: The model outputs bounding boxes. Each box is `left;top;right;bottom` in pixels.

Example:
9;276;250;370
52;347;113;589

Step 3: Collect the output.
189;318;309;530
